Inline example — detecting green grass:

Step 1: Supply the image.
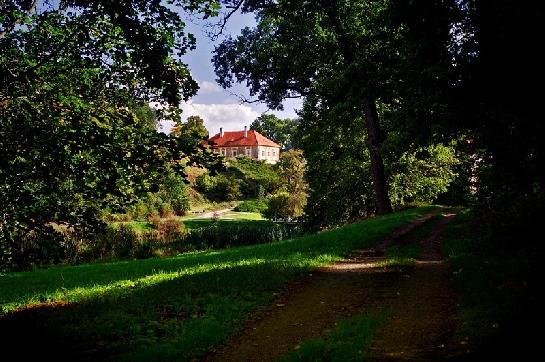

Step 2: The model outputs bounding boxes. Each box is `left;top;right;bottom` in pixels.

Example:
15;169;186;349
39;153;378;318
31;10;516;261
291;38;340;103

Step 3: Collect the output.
113;212;266;233
0;206;438;360
181;217;272;230
219;211;265;220
379;213;446;266
441;210;540;357
281;310;390;362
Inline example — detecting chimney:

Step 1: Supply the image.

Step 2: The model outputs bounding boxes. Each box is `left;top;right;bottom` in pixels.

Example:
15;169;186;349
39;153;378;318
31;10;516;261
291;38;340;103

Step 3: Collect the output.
244;126;248;138
220;127;223;137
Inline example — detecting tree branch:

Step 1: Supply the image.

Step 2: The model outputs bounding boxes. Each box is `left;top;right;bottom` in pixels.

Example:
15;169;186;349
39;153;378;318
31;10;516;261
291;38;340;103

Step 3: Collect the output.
204;0;244;41
0;0;40;38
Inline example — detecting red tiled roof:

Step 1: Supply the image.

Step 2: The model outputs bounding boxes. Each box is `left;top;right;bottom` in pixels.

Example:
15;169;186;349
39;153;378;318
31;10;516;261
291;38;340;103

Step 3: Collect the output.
206;130;280;148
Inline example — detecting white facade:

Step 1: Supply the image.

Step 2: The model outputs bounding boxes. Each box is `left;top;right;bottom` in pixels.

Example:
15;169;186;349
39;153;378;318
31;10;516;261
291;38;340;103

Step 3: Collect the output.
214;145;280;164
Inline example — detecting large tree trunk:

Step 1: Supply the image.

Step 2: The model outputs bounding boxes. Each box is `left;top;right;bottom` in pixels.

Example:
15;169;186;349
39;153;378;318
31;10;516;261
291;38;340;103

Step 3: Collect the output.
363;97;393;214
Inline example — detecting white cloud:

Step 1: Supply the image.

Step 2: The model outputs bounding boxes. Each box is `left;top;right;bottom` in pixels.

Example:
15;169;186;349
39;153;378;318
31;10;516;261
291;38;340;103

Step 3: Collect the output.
198;80;222;94
158;102;260;135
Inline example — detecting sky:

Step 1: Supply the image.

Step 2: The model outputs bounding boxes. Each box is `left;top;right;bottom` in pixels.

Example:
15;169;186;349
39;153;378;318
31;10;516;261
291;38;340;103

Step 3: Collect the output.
158;10;303;135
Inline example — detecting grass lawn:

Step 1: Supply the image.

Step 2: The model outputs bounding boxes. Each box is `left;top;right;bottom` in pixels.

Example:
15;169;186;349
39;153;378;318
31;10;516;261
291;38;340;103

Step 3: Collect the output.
217;211;265;220
113;211;266;233
381;213;445;265
181;218;272;231
0;206;437;361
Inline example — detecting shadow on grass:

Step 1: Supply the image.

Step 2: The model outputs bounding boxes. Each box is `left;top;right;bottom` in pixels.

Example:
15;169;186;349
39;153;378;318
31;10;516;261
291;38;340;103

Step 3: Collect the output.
0;206;439;361
1;261;314;361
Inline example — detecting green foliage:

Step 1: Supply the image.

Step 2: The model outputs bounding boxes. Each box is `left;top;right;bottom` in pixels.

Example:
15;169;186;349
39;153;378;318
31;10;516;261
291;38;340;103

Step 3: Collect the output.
196;172;242;200
0;0;222;268
196;173;216;194
0;207;434;360
211;174;243;201
158;169;191;215
196;157;280;201
123;169;190;220
171;115;210;152
182;221;298;249
388;144;459;207
297;100;376;229
227;157;281;198
263;192;291;220
234;200;269;213
263;190;306;221
277;150;308;193
250;114;299;150
263;150;309;220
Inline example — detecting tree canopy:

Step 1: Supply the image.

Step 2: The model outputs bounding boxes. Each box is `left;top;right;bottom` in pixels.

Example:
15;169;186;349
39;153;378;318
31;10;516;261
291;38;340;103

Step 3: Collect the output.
250;114;298;151
0;0;223;267
213;0;545;236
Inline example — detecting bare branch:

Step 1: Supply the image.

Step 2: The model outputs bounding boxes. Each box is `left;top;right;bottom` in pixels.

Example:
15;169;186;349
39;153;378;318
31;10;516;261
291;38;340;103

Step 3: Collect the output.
206;0;245;41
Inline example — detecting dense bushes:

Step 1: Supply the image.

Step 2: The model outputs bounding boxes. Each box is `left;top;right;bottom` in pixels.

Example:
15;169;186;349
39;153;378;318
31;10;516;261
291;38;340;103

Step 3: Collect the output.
181;221;299;249
123;168;190;219
1;219;300;272
196;157;280;201
196;173;242;201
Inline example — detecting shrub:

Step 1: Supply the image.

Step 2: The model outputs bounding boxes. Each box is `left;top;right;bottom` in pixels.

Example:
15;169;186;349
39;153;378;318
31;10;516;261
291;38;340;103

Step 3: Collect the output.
159;203;174;218
183;222;299;249
8;227;69;270
160;169;190;214
196;173;216;193
132;239;154;259
227;157;281;198
109;225;139;258
263;192;295;220
213;174;242;200
157;219;185;242
149;215;162;230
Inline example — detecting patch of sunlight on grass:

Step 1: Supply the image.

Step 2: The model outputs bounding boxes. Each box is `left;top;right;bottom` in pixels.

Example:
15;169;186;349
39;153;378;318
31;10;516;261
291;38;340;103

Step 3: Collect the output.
0;257;267;313
375;258;417;268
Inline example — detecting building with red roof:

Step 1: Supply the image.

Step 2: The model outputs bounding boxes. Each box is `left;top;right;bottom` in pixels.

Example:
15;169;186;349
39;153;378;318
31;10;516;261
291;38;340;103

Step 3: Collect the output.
204;126;281;164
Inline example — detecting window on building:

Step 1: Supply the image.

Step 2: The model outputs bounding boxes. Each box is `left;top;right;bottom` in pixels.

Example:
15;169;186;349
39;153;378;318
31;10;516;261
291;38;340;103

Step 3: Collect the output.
267;151;270;156
272;151;276;156
220;148;225;156
232;150;237;157
246;148;251;156
262;150;265;157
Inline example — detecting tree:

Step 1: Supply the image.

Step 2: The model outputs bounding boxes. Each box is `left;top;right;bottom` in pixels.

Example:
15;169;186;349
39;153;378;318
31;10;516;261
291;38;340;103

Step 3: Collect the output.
171;115;210;151
277;150;307;195
388;144;460;207
0;0;222;269
250;114;298;150
271;149;308;220
296;98;375;228
214;0;396;214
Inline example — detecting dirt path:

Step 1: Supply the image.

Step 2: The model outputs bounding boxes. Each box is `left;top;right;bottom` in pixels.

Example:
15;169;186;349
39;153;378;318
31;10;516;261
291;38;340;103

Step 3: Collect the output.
204;209;462;361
